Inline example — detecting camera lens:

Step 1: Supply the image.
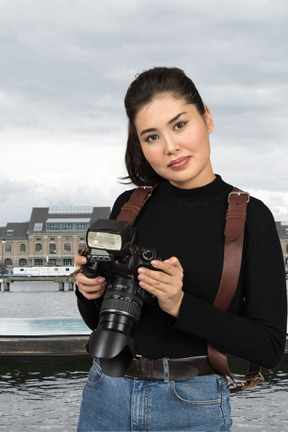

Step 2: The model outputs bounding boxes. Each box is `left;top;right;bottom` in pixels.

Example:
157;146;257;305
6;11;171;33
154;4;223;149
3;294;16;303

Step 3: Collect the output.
100;274;144;324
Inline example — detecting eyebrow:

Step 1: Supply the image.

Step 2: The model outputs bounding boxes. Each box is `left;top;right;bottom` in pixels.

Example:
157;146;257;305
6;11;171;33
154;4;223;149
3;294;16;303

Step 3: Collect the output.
140;112;187;136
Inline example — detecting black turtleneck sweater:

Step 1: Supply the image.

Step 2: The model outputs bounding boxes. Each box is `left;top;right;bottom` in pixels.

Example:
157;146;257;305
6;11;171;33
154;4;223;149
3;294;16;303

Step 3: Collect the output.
77;175;287;369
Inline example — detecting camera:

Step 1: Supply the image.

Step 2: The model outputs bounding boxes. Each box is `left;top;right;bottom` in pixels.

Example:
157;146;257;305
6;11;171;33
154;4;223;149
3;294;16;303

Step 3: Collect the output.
82;218;159;377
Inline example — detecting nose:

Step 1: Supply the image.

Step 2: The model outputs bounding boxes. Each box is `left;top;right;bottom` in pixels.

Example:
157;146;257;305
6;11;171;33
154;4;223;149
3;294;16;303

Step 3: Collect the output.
164;135;180;155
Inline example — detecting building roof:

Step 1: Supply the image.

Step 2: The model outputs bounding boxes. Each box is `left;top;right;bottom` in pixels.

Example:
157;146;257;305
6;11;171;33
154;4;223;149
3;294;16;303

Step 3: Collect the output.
0;222;29;241
27;206;110;234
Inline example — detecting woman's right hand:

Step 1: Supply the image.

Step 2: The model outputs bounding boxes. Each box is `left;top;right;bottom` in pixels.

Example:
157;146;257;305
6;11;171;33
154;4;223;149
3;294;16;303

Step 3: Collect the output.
74;255;107;300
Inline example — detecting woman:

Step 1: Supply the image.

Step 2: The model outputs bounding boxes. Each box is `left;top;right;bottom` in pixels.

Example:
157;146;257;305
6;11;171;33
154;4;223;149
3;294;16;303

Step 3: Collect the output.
75;67;287;431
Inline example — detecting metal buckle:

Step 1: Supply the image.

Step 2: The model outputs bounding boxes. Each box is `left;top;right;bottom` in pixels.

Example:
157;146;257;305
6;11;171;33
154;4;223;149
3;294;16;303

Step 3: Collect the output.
228;191;250;203
138;185;153;198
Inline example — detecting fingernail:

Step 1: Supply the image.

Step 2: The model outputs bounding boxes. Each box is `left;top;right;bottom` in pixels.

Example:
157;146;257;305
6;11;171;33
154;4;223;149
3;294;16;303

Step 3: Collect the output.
98;277;105;283
138;267;146;274
151;260;158;266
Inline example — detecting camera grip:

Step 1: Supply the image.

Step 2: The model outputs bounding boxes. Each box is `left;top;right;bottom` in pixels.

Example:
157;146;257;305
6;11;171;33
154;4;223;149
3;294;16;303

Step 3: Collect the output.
82;262;101;279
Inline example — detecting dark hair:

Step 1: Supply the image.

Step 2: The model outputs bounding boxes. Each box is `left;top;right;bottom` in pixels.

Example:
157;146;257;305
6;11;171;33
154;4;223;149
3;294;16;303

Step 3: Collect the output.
123;67;206;186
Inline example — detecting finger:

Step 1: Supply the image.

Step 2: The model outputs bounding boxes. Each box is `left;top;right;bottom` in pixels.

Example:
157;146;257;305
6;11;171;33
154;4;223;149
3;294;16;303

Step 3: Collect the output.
162;257;183;271
78;287;105;301
76;273;105;289
77;276;107;300
74;255;87;266
138;269;172;293
141;259;183;278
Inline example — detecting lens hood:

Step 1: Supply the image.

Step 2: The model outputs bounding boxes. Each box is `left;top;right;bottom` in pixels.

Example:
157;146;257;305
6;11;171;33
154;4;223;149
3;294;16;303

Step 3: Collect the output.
87;329;136;377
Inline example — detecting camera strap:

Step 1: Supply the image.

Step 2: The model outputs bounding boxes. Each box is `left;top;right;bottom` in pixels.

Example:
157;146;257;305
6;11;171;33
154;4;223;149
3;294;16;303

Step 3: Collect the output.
207;189;263;392
116;185;158;224
116;184;263;392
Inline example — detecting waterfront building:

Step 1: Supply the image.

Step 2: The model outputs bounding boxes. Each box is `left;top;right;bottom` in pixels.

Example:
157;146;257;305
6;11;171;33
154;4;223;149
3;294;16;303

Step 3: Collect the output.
1;208;287;274
0;206;110;271
275;221;288;274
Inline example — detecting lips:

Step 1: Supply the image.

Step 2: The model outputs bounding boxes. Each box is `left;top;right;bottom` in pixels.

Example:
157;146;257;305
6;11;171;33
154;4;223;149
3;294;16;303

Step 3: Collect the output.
168;156;191;169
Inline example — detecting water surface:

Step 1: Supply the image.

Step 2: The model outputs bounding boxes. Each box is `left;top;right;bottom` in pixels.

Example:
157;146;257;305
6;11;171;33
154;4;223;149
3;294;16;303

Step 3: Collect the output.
0;281;287;431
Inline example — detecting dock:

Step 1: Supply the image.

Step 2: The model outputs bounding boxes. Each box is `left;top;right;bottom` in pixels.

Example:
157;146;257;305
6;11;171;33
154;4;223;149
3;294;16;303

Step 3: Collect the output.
0;275;76;292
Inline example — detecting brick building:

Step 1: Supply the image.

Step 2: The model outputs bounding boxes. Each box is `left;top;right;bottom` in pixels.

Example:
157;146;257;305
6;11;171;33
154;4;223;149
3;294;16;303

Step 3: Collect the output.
275;221;288;273
0;206;110;272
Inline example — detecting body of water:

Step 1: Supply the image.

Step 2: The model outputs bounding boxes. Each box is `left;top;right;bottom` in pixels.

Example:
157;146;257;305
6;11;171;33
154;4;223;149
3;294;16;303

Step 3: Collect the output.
0;281;287;431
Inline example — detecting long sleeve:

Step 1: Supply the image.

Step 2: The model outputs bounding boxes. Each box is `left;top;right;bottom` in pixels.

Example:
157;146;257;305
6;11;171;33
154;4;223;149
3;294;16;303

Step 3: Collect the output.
76;285;101;330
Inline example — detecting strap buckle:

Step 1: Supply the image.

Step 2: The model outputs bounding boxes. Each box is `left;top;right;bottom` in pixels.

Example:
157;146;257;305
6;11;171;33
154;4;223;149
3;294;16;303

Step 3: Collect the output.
228;191;250;203
137;185;153;198
229;371;264;393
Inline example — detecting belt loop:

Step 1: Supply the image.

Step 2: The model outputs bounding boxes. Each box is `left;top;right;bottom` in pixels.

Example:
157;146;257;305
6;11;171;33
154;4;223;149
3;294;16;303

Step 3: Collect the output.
162;358;170;382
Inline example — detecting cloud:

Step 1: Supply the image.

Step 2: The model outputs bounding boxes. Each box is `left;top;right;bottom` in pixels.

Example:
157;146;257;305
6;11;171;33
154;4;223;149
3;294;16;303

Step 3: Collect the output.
0;0;287;222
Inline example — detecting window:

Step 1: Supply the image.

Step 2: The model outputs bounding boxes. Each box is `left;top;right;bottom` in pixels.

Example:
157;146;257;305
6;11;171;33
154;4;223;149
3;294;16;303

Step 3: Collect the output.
5;244;11;252
35;243;42;252
4;259;12;266
20;244;26;252
63;259;73;266
6;229;14;236
49;259;57;266
64;243;71;252
19;259;27;266
286;245;288;254
34;223;43;232
46;218;90;232
48;206;93;214
35;259;43;266
79;242;86;248
49;243;56;254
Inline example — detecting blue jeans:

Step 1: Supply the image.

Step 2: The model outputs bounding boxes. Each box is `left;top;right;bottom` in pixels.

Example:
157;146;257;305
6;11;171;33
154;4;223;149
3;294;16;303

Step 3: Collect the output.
77;359;232;431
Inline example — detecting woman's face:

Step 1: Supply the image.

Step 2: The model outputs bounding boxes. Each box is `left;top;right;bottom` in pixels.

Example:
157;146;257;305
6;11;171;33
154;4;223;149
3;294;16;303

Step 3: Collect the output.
134;93;215;189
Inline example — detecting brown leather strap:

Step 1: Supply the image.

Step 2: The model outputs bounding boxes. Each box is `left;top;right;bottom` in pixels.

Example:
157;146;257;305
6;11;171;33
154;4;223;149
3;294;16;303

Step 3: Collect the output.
207;188;263;392
213;188;249;311
116;186;156;223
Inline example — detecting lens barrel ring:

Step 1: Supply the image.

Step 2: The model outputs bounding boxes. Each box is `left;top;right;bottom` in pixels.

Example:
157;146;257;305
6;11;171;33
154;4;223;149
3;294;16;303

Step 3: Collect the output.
101;296;142;321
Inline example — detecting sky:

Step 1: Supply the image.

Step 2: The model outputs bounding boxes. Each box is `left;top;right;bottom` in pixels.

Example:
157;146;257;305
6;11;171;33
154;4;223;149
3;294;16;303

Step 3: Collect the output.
0;0;287;223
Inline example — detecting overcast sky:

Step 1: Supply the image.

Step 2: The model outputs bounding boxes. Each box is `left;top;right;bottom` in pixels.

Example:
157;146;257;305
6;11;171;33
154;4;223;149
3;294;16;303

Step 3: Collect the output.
0;0;287;223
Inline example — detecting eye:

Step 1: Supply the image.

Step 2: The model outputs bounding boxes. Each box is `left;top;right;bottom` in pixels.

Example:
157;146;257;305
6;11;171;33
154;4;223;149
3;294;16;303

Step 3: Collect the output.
145;134;159;143
174;121;187;131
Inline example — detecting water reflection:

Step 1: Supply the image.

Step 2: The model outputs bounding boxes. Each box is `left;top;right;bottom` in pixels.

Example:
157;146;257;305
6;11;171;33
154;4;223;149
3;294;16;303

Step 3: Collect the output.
229;357;288;432
0;356;287;432
0;358;91;432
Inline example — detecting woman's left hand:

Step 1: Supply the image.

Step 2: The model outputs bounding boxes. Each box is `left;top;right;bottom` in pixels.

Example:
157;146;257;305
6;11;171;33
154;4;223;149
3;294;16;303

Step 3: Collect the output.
137;256;184;318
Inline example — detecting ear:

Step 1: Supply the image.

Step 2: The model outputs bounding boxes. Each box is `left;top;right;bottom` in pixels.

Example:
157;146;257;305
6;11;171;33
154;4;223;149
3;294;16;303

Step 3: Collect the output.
204;106;214;134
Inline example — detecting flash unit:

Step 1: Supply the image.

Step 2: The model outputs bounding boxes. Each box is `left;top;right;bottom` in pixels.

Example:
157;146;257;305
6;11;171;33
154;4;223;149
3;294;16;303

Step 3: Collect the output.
86;219;136;253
